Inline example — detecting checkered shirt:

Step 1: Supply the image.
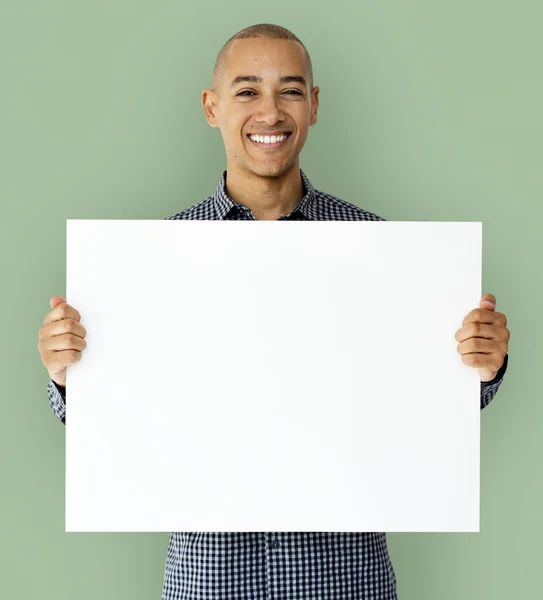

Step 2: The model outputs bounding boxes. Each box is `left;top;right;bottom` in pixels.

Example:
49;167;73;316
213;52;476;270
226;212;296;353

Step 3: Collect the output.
47;168;508;599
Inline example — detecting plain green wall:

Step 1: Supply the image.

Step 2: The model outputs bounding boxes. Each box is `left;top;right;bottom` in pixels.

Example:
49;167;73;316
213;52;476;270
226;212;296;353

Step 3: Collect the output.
2;1;541;598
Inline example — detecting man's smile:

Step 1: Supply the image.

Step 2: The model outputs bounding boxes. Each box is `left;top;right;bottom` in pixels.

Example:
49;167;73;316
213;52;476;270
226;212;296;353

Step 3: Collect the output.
246;132;292;149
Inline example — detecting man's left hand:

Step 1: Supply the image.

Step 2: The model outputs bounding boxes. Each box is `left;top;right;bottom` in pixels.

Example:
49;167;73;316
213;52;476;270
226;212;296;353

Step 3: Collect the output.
455;293;510;382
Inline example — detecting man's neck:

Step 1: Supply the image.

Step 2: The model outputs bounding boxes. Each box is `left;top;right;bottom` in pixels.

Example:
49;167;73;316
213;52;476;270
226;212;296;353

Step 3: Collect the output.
224;164;304;220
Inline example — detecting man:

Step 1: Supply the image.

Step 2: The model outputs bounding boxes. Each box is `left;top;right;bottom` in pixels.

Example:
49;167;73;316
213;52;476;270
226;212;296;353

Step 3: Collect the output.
39;23;510;600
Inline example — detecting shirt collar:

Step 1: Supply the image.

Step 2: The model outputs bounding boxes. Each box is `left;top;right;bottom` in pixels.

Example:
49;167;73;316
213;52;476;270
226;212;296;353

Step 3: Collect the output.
213;168;318;220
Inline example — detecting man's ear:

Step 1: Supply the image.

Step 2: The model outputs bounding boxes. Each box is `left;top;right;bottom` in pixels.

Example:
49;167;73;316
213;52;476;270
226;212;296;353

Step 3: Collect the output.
310;86;320;126
202;89;219;128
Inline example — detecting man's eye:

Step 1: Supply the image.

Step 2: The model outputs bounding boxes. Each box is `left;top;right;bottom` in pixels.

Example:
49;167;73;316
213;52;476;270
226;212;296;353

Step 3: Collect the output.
236;90;302;97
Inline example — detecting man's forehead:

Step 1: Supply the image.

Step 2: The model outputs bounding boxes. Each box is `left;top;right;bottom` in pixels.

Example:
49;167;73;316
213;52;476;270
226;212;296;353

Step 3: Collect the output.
226;46;306;84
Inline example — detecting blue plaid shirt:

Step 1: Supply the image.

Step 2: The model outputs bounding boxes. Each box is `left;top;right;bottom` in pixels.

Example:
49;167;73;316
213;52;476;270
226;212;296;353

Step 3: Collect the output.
48;168;508;599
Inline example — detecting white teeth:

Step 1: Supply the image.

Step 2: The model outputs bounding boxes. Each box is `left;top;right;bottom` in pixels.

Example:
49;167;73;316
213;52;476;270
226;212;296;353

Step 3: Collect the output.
249;134;288;144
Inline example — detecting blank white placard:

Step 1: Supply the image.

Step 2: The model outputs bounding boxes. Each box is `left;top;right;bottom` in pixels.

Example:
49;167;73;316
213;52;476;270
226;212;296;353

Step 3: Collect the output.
66;220;482;533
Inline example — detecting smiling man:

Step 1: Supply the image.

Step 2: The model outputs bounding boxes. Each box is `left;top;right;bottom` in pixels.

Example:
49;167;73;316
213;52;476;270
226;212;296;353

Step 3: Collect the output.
44;22;509;600
201;29;319;221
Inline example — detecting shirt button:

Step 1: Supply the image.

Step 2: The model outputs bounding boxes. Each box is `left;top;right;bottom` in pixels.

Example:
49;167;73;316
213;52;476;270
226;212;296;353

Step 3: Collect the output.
272;539;280;549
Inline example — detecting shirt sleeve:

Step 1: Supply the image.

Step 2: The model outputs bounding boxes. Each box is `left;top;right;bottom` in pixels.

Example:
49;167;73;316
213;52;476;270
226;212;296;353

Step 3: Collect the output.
480;353;509;410
47;378;66;425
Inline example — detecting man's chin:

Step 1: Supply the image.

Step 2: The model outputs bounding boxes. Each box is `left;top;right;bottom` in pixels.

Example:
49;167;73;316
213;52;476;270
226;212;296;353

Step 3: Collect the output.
247;160;295;179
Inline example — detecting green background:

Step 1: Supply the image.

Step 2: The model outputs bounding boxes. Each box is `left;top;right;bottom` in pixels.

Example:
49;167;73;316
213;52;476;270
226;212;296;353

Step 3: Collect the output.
1;0;541;598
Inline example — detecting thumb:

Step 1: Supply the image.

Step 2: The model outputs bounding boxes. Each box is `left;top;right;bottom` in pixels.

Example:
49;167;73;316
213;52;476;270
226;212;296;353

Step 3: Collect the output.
480;293;496;311
50;295;66;310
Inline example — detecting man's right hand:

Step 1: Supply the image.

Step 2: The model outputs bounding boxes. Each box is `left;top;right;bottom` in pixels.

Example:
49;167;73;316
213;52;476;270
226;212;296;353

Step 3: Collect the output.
38;296;87;388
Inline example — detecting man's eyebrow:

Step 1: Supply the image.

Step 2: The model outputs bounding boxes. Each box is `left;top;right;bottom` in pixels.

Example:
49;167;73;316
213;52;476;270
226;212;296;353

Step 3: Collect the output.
230;75;307;88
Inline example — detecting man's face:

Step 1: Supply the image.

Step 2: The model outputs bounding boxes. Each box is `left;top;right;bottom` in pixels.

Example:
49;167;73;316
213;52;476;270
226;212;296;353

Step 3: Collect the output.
202;38;319;178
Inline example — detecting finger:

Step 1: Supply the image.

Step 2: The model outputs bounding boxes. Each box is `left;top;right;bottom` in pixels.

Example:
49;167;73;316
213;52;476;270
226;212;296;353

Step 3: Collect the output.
50;296;66;309
457;337;499;355
462;308;505;326
39;318;87;341
47;348;83;370
461;352;503;370
43;332;87;353
455;322;500;343
480;300;496;311
44;302;81;326
480;293;496;310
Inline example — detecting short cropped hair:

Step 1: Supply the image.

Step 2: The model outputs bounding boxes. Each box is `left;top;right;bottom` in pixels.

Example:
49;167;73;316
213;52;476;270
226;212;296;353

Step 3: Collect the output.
212;23;314;92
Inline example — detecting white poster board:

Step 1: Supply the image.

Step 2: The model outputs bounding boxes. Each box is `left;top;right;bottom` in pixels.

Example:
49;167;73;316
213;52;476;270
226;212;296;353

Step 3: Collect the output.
66;220;482;532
